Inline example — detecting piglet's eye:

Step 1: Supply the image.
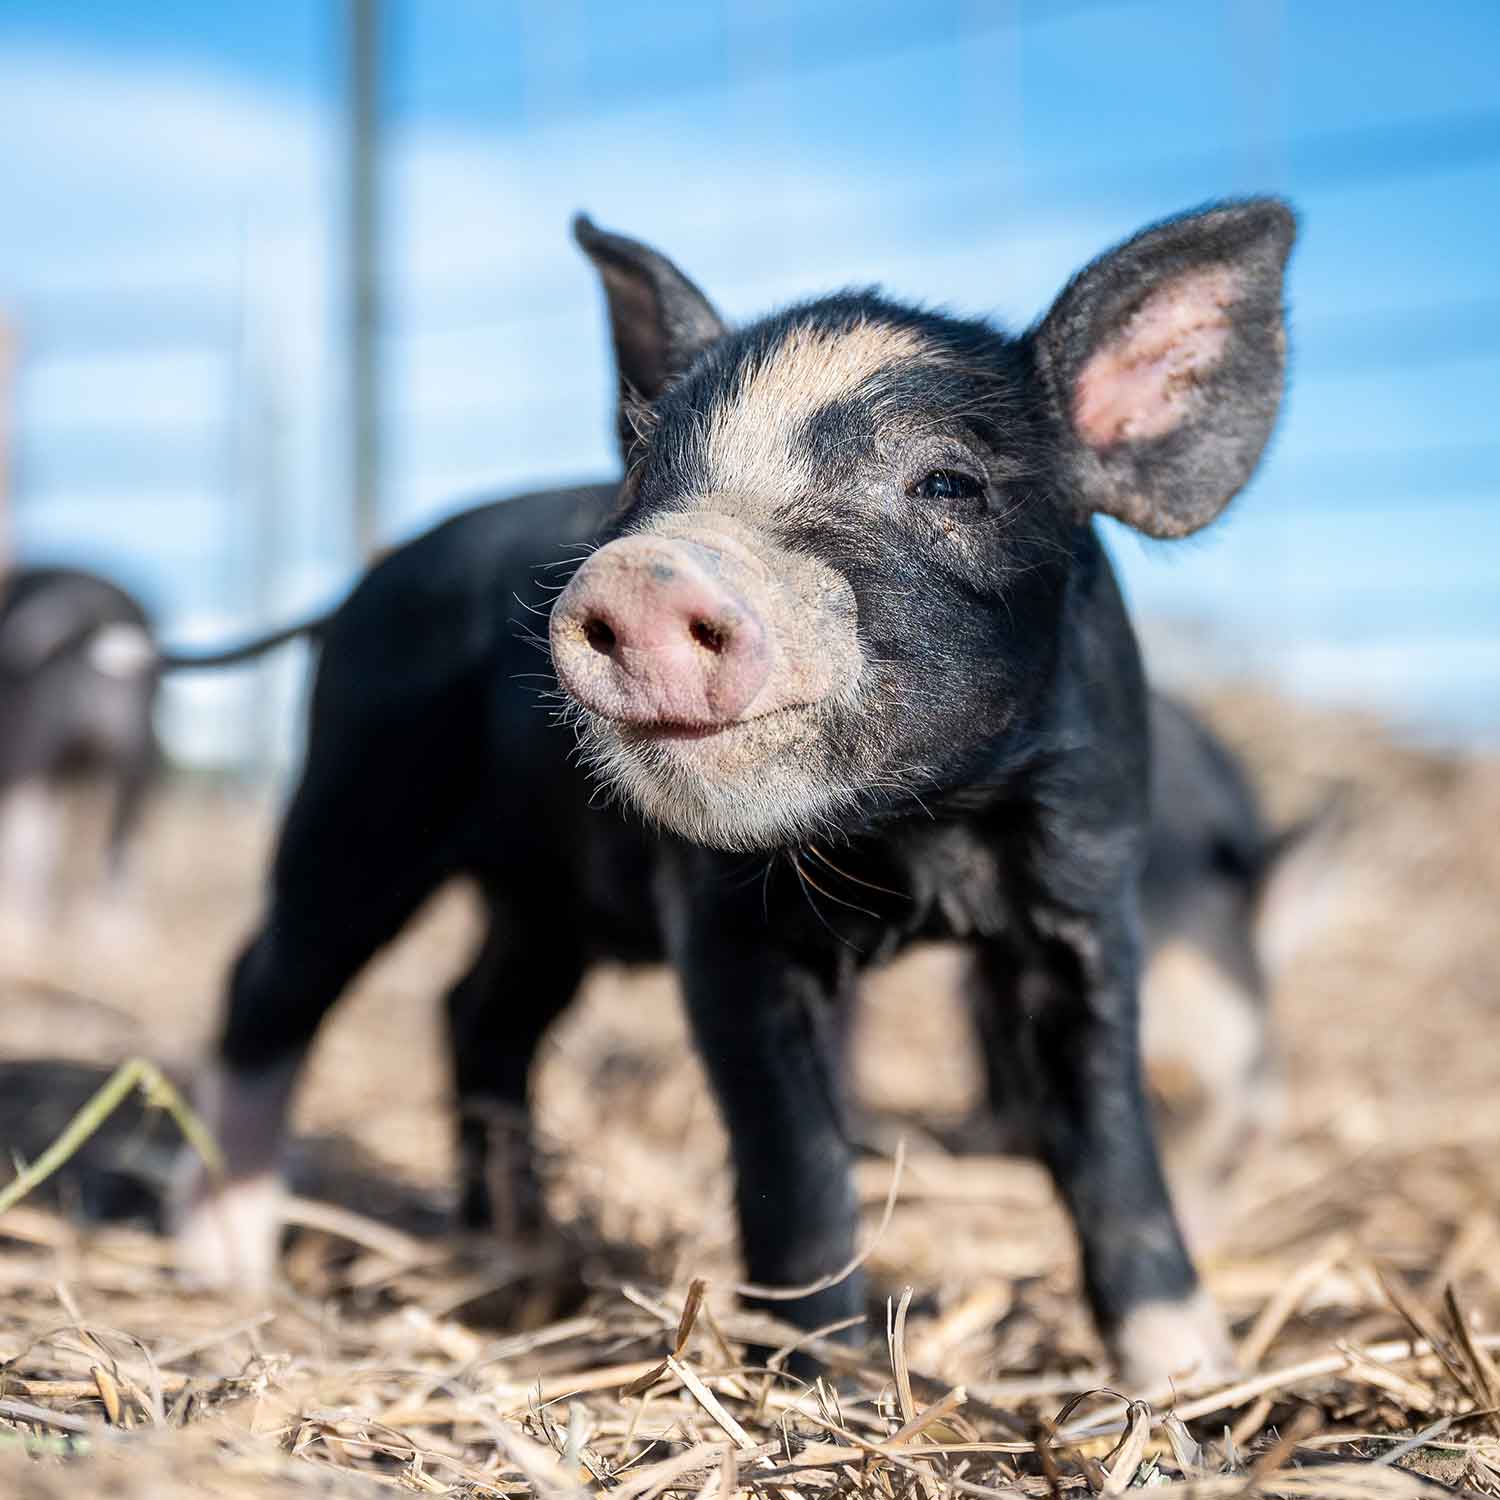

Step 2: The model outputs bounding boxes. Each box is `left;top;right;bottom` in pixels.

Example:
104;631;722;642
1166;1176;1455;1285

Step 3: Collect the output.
910;469;985;503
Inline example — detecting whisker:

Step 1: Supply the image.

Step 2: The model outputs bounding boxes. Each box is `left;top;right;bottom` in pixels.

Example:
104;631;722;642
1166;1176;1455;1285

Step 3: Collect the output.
512;592;556;621
791;849;880;923
805;843;907;903
788;851;861;952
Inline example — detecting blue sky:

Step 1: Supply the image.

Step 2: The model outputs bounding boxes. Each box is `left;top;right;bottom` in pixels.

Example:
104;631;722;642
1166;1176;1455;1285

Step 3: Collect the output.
2;0;1497;761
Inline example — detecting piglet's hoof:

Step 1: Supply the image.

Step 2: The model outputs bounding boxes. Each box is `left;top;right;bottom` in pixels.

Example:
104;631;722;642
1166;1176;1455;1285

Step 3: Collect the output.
169;1160;284;1295
1110;1287;1237;1395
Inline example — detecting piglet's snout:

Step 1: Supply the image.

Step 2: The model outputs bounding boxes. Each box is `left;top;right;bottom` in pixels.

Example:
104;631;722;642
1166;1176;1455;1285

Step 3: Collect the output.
551;537;771;727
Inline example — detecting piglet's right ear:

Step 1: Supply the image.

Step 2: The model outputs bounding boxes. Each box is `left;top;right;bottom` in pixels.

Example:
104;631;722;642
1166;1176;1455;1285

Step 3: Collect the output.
573;215;727;448
1031;198;1296;539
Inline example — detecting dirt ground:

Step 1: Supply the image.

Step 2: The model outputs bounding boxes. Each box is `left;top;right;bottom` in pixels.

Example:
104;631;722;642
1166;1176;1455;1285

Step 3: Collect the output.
0;686;1497;1497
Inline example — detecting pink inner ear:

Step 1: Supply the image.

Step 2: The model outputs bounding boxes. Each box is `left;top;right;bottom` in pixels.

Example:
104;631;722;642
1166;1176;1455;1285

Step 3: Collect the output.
1072;265;1240;449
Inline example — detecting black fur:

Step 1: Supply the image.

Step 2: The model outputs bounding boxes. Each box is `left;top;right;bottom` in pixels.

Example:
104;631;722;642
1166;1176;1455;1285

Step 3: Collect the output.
574;215;729;457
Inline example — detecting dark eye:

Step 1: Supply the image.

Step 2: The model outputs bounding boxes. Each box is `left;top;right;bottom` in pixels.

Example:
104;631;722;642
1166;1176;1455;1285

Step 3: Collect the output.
910;469;985;504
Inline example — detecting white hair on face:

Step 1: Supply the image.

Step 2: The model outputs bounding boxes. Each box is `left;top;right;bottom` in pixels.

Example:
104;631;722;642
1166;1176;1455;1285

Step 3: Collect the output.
572;716;855;852
703;321;933;500
561;688;915;853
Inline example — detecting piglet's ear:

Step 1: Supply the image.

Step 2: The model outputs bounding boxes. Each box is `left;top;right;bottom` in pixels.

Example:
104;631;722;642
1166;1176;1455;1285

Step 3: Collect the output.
574;215;727;453
1031;198;1296;539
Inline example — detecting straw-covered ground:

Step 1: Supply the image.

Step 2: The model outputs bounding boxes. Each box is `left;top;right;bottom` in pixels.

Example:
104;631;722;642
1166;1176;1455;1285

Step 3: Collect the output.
0;686;1497;1497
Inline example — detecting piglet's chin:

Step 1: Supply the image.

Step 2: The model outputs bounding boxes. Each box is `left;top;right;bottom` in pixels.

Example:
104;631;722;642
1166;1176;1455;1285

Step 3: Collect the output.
575;704;854;852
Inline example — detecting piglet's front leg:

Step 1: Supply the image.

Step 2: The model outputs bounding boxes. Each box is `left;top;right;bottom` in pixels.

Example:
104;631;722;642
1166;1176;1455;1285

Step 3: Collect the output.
973;912;1234;1393
669;877;864;1347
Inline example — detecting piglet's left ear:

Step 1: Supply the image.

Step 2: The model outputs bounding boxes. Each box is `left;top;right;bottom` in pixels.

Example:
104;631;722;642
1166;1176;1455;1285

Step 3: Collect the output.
1031;198;1296;539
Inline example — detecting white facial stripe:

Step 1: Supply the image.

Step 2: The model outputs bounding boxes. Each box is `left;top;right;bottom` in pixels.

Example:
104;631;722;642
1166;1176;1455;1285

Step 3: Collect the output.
704;322;931;499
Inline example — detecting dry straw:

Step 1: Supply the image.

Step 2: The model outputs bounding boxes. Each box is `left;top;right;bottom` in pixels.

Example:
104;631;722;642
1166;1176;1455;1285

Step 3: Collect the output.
0;688;1497;1495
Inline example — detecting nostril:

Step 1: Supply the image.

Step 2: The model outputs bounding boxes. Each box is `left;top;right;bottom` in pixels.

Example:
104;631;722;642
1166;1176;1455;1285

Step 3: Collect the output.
690;618;728;655
583;616;617;655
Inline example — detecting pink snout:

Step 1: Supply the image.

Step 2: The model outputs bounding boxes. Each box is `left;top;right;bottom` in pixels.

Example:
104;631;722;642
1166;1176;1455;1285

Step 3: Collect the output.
550;535;771;727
